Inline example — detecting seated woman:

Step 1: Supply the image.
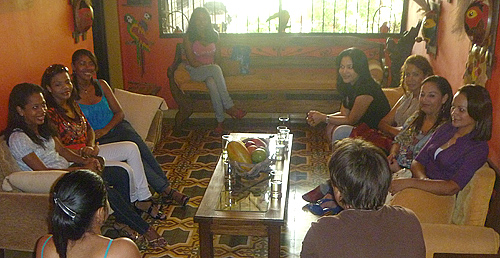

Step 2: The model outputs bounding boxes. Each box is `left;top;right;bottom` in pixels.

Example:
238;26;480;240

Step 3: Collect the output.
5;83;167;248
378;54;434;138
306;47;391;143
36;170;141;258
388;75;452;174
184;7;246;134
390;85;492;196
41;64;166;221
70;49;189;206
303;75;453;215
301;138;425;257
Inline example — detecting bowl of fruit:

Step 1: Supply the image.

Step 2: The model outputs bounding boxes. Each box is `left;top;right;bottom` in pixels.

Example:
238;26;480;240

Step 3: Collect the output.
226;137;274;179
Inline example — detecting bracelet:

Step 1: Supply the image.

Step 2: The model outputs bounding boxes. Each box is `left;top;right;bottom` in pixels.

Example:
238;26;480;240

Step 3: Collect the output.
325;115;330;124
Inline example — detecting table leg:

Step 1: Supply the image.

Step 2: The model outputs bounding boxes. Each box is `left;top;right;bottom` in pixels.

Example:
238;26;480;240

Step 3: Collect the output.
268;225;281;258
198;222;214;258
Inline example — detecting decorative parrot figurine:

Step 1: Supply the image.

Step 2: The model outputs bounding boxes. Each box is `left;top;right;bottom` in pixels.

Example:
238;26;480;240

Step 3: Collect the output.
124;13;152;75
464;0;491;46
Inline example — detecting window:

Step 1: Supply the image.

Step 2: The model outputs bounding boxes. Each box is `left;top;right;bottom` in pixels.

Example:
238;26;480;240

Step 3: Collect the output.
160;0;408;36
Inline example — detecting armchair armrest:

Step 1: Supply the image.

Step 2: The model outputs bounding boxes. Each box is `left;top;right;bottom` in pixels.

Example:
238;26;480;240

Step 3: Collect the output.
114;89;168;151
422;223;499;258
0;192;50;252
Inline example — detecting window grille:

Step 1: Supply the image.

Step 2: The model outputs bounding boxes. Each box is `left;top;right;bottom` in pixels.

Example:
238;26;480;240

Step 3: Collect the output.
160;0;408;36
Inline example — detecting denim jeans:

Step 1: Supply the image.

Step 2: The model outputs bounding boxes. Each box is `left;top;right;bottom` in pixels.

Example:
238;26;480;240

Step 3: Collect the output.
100;141;151;202
102;166;150;234
98;120;170;194
186;64;234;122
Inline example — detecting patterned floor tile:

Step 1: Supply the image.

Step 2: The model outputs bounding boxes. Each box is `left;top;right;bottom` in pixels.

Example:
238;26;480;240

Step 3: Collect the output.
101;118;331;257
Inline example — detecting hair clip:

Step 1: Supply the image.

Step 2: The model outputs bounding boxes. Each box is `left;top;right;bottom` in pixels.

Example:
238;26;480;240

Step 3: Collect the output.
53;195;77;220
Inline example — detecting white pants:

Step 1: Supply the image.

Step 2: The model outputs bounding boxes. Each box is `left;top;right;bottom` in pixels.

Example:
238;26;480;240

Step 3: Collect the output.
99;141;151;202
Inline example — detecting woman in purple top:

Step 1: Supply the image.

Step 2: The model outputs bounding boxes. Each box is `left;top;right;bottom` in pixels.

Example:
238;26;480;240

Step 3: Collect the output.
390;85;492;195
184;7;246;134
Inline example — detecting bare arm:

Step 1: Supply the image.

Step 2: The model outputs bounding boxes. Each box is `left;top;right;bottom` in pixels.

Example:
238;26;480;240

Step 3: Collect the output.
214;40;222;64
81;124;99;157
93;79;124;139
378;96;404;137
387;143;401;173
410;159;428;179
107;238;142;258
183;36;204;67
390;177;461;196
325;95;373;126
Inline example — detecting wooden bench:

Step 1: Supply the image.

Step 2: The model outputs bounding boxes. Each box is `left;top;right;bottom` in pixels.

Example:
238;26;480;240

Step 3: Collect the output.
167;34;385;128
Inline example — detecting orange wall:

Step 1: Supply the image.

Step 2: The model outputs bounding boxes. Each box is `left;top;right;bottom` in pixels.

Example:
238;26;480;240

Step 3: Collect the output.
0;0;93;130
116;0;181;108
408;1;500;167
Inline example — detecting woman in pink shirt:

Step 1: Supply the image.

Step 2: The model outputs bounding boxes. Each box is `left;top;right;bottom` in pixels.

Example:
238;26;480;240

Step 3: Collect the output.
184;7;246;134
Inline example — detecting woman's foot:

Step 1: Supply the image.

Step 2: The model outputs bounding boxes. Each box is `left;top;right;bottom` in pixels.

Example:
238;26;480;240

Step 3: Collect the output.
226;107;247;119
134;199;166;220
302;185;325;203
112;222;139;241
214;122;224;135
143;226;167;248
163;187;190;207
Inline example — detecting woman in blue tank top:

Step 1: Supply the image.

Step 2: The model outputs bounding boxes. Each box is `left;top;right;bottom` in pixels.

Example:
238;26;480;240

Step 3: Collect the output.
35;170;140;258
71;49;190;207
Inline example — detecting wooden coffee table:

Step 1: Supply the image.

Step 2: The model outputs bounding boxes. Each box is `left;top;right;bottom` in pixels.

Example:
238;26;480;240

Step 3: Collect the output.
194;133;292;258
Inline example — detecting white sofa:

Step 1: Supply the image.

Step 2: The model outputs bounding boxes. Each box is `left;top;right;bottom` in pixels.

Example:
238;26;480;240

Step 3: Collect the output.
0;89;167;254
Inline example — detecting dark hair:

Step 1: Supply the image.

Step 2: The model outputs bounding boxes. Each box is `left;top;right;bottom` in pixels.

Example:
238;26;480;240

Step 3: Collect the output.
335;48;376;95
411;75;453;132
328;138;391;210
186;7;219;43
456;85;492;141
41;64;81;115
3;83;55;147
51;170;107;258
71;49;103;99
400;55;434;94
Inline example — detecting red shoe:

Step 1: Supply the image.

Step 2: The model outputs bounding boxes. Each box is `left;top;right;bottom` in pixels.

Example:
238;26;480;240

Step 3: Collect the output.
226;108;247;119
302;185;324;203
214;123;224;135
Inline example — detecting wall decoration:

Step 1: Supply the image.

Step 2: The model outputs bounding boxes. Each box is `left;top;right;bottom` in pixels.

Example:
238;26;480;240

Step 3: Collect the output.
124;0;152;6
414;0;441;56
463;0;499;86
71;0;93;43
124;13;153;76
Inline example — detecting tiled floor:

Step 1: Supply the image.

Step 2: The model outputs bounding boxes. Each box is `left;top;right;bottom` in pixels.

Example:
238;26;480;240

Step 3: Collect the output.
3;117;331;258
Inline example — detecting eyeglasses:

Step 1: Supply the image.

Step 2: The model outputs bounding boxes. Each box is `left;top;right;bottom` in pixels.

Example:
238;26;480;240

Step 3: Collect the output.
44;64;69;77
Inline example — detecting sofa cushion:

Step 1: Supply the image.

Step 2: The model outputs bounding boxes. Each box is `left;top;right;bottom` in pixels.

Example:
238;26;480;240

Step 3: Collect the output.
114;89;167;141
177;68;337;92
452;163;495;226
2;170;66;193
421;223;500;257
0;136;22;186
389;188;456;224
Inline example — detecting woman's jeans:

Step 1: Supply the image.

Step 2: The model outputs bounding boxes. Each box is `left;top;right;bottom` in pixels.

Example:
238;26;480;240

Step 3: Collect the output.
98;120;170;194
100;141;151;202
102;166;149;234
186;64;234;122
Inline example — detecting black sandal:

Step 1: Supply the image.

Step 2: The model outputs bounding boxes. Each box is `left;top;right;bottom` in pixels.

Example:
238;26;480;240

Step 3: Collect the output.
112;222;139;241
163;188;190;207
134;199;166;220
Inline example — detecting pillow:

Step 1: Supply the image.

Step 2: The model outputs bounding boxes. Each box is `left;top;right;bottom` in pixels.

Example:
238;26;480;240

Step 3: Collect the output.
2;171;67;193
114;89;167;140
220;59;241;77
389;187;455;224
0;136;22;185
